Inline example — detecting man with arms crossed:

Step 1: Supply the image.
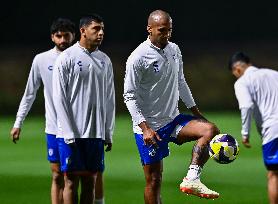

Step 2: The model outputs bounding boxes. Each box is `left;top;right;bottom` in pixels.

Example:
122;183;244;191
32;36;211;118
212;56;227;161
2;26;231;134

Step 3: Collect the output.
124;10;220;203
10;18;75;204
53;14;115;204
229;52;278;204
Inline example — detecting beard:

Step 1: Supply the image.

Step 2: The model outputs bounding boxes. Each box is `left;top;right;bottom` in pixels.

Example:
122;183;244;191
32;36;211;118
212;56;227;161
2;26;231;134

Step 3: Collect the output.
56;42;71;51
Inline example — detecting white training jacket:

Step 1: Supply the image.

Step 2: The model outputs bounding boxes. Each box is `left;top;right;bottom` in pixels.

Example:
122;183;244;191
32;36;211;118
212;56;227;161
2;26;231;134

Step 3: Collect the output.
13;47;60;135
53;42;115;143
123;38;196;134
234;66;278;145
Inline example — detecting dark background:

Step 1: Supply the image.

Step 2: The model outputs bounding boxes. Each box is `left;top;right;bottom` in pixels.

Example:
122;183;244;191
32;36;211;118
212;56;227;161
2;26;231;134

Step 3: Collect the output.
1;0;278;115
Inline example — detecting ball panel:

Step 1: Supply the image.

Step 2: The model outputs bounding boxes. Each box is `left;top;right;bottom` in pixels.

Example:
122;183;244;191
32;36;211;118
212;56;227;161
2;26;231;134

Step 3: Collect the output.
209;133;239;164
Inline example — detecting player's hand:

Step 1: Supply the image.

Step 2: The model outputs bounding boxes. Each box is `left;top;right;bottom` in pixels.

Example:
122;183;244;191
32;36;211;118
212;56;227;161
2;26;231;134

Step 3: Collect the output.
139;121;162;147
105;143;112;152
10;128;21;144
142;127;161;148
242;137;251;148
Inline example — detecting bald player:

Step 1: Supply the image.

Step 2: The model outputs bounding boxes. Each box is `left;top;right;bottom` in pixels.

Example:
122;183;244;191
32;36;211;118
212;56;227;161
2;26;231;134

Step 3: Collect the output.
123;10;220;203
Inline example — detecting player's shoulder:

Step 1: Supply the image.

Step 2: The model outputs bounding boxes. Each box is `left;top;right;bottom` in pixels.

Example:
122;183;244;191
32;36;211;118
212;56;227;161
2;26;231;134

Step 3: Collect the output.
55;44;78;63
33;48;55;62
167;41;181;53
61;43;77;56
127;41;150;63
260;67;278;75
234;75;248;90
96;50;112;63
168;41;179;48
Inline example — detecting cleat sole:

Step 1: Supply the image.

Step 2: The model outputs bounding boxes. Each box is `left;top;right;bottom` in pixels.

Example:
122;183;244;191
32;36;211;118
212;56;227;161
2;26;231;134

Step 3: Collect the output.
180;187;219;199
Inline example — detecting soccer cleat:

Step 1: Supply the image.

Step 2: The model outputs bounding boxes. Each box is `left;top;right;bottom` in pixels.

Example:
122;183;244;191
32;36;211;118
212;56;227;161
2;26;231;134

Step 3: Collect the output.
180;178;219;199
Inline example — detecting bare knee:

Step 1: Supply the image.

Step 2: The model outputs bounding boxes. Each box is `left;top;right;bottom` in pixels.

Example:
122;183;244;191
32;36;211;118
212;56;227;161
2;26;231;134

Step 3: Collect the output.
64;175;79;191
268;170;278;180
146;172;162;189
202;123;219;142
51;163;63;185
52;171;64;185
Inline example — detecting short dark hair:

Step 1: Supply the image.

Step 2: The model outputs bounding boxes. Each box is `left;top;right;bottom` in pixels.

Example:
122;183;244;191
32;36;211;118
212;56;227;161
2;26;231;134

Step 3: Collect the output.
228;52;251;70
50;18;75;34
79;14;104;28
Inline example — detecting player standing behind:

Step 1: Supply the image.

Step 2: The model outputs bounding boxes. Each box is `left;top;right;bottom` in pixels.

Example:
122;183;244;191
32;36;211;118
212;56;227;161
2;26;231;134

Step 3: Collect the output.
52;14;115;204
229;52;278;204
10;18;76;204
123;10;220;203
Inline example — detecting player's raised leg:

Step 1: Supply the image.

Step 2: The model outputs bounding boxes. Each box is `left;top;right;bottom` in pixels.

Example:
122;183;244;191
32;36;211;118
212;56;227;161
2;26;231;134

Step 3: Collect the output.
143;162;163;204
178;119;220;199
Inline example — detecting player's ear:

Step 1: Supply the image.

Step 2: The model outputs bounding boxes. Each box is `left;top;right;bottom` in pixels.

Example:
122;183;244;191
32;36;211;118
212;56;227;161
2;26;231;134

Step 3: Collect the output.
147;25;152;35
232;66;241;78
80;27;86;37
51;34;55;42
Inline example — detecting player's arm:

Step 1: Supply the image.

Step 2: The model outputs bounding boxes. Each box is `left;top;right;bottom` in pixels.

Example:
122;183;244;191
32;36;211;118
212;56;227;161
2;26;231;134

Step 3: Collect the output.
10;56;42;143
52;54;75;144
189;106;207;121
234;81;254;148
105;60;115;152
138;121;161;147
123;56;161;146
240;108;252;148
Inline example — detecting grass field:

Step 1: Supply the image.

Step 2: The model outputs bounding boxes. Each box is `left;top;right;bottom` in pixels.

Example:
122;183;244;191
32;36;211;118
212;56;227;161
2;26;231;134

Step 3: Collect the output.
0;112;268;204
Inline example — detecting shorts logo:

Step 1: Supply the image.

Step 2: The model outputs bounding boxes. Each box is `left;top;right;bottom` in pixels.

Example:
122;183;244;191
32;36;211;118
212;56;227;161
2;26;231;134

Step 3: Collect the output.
268;155;277;159
66;157;72;165
48;148;53;156
148;148;156;157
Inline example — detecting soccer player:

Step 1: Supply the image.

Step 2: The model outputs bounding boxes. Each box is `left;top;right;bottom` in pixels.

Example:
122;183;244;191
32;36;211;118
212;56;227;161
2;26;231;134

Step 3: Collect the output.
123;10;220;203
52;14;115;204
10;18;75;204
228;52;278;204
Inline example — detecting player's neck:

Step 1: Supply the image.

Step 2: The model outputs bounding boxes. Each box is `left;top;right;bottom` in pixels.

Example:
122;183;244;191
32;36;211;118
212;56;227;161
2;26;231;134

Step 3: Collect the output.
149;37;167;49
54;47;62;53
79;39;98;53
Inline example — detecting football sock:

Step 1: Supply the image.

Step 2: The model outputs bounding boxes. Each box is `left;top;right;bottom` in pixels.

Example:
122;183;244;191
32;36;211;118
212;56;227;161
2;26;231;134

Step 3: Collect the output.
185;165;202;181
95;198;105;204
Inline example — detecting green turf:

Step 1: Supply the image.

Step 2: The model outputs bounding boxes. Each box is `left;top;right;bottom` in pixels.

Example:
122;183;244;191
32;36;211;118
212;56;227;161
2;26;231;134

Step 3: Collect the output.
0;112;268;204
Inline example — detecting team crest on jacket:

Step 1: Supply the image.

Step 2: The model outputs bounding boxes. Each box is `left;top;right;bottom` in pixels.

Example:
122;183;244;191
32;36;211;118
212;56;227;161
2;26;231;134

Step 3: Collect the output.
153;61;159;73
100;61;105;68
48;65;53;71
77;61;82;71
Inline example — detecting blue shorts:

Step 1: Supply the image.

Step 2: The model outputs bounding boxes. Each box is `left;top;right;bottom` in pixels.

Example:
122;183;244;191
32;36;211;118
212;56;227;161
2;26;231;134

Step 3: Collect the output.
135;114;196;165
262;138;278;170
57;138;105;173
46;134;60;163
